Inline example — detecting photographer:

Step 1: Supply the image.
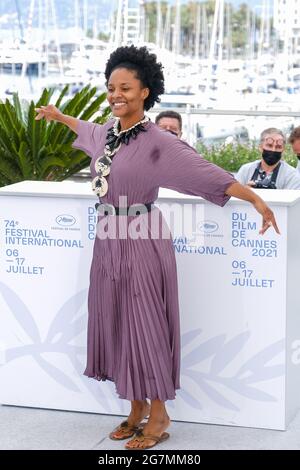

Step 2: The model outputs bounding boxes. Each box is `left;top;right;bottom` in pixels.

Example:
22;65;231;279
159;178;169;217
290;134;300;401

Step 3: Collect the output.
236;128;300;189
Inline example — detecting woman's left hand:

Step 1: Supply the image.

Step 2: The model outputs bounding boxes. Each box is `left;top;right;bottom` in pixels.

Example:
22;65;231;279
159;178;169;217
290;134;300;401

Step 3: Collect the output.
253;199;280;235
224;182;280;235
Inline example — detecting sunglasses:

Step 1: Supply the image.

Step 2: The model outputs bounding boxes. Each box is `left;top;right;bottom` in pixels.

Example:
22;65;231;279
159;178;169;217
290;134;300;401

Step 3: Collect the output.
263;137;285;151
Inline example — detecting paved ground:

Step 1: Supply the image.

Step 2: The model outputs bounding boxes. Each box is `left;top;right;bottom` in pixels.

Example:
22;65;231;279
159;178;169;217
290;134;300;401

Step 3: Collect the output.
0;405;299;450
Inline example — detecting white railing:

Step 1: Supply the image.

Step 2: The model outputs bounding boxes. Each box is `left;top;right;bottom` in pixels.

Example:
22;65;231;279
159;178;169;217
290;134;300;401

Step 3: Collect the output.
73;107;300;179
149;106;300;146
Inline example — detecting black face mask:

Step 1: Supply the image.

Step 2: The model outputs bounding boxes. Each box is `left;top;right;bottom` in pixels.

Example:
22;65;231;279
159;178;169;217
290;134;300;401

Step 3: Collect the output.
262;149;282;166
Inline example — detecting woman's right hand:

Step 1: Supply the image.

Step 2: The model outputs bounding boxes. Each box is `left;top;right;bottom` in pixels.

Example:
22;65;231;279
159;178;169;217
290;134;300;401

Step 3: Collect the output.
35;105;62;122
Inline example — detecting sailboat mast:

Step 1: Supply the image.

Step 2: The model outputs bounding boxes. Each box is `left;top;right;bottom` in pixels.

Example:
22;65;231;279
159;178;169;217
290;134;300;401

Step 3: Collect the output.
44;0;49;77
172;0;181;56
162;3;171;50
156;0;162;47
75;0;80;34
205;0;220;100
115;0;123;47
83;0;88;37
14;0;25;42
195;2;200;61
258;0;266;59
266;0;270;51
123;0;129;45
38;0;42;78
218;0;224;64
94;4;98;40
226;2;232;61
21;0;36;79
202;3;208;58
208;0;219;64
139;0;145;44
246;4;251;61
250;6;256;61
283;0;291;84
49;0;63;76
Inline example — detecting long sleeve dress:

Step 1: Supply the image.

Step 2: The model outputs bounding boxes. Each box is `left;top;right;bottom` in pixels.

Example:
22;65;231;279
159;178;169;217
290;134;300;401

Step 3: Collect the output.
73;119;237;402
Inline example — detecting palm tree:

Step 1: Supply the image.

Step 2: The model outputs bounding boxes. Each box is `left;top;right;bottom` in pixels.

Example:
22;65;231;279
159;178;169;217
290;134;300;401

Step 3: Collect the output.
0;85;110;187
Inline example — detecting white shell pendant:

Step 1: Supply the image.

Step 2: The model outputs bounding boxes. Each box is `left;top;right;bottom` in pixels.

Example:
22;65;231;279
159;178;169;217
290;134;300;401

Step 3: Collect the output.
92;175;108;197
95;155;112;177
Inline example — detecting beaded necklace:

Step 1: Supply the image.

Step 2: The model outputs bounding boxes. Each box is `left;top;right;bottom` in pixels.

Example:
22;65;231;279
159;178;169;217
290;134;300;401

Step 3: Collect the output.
92;116;149;197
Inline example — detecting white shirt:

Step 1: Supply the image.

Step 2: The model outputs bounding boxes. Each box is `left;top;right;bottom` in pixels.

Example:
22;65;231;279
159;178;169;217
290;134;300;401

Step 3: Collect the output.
236;160;300;189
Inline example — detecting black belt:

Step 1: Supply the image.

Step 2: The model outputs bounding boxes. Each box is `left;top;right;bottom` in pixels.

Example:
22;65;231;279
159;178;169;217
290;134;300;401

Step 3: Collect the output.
95;202;154;216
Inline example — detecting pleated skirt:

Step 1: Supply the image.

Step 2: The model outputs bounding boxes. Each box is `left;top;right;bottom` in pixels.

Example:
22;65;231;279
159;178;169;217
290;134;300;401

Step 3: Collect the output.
84;208;181;401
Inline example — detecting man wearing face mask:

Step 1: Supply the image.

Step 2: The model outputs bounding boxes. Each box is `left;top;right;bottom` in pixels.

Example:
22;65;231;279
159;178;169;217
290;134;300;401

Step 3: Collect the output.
236;127;300;189
288;126;300;174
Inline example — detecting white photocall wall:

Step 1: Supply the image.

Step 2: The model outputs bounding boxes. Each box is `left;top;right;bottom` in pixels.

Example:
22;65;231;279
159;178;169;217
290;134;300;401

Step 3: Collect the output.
0;182;299;430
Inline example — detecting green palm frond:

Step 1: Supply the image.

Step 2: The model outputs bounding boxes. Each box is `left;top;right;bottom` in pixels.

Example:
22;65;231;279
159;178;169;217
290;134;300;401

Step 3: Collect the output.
12;93;23;122
0;153;23;181
47;86;97;147
0;101;21;147
79;92;108;121
0;85;109;187
17;141;34;179
54;85;70;108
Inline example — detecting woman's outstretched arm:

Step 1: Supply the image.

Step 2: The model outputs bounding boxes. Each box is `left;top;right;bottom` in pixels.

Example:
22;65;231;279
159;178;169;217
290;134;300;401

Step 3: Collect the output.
35;105;79;133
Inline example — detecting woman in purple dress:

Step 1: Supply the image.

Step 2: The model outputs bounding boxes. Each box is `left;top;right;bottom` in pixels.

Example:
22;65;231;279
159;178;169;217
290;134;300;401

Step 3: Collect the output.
36;45;279;450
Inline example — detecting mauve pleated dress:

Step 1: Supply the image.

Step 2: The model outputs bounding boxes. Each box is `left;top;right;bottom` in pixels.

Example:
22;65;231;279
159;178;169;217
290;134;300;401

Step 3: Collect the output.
73;119;236;401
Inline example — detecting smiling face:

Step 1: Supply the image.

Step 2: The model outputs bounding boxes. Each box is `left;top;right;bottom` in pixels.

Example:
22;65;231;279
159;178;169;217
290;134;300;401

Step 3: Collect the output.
107;67;149;120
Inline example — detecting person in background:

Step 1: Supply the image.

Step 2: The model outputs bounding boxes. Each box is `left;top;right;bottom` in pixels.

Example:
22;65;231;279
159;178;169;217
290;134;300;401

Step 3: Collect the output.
236;127;300;189
155;110;182;138
288;126;300;173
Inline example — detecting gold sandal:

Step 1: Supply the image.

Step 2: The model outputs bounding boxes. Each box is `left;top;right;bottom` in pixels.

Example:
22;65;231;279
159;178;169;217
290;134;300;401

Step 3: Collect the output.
109;420;145;441
125;429;170;449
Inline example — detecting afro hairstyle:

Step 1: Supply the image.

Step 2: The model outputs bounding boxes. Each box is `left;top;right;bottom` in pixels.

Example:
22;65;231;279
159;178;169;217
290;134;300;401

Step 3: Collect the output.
104;45;165;111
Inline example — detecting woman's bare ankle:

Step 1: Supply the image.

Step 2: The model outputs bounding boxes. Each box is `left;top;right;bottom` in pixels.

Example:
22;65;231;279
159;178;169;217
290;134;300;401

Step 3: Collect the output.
128;400;150;425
